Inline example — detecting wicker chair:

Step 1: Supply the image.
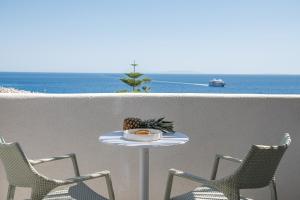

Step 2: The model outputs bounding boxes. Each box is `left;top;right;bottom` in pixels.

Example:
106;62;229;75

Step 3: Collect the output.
0;137;115;200
164;133;291;200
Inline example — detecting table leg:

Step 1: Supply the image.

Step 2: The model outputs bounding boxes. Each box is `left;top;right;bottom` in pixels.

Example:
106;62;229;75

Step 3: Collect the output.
139;148;149;200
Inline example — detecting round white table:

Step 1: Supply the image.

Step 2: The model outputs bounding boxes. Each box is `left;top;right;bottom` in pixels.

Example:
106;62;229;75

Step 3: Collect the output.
99;131;189;200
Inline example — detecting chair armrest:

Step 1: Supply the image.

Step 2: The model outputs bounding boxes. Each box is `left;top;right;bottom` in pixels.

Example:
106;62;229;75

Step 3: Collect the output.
216;154;243;163
29;153;80;176
170;169;212;184
61;171;110;184
60;170;115;200
164;168;213;200
211;154;242;180
29;154;75;165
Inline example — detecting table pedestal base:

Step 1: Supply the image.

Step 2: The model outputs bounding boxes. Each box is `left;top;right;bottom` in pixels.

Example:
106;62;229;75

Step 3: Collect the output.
139;148;149;200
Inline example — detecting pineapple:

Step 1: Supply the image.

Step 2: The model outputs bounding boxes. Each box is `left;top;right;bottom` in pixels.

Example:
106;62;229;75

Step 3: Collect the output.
123;117;175;133
140;117;174;133
123;117;142;130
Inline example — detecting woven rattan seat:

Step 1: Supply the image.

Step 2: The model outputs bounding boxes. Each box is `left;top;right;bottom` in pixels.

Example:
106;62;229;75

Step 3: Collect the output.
0;137;115;200
172;185;252;200
42;183;108;200
165;133;291;200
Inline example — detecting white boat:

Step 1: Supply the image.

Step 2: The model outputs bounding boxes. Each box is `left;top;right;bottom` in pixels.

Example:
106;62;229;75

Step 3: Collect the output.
209;79;225;87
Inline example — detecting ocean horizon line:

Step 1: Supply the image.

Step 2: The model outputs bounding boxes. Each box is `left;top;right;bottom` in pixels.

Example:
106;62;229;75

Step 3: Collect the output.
1;71;300;76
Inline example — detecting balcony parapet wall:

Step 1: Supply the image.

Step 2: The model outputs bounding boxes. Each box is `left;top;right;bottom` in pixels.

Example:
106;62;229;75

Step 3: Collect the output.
0;93;299;199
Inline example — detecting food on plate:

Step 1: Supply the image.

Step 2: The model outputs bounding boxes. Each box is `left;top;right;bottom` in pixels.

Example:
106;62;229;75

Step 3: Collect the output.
135;129;151;135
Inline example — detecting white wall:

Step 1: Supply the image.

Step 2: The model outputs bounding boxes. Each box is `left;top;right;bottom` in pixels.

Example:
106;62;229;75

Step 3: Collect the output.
0;93;299;200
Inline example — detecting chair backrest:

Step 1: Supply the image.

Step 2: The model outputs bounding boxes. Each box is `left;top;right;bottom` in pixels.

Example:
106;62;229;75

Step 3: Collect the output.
234;133;291;189
0;137;44;187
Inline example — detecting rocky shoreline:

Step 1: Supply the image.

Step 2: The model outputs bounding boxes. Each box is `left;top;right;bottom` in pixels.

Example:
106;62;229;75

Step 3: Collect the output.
0;87;31;93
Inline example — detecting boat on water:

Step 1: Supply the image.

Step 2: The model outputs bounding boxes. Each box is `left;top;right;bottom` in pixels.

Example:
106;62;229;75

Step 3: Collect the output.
209;79;225;87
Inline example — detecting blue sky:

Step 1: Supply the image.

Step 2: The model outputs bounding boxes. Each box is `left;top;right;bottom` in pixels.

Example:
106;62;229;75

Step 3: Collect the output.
0;0;299;74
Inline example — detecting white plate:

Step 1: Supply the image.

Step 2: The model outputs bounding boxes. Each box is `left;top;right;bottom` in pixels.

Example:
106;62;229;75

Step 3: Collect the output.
123;129;162;142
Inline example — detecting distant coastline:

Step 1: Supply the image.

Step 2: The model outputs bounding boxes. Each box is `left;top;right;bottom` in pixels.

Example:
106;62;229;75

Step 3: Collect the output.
0;87;31;93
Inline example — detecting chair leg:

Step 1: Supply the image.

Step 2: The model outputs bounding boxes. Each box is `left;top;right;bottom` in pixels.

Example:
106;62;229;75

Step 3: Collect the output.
164;172;174;200
7;185;16;200
270;178;278;200
69;153;80;176
211;156;220;180
105;174;115;200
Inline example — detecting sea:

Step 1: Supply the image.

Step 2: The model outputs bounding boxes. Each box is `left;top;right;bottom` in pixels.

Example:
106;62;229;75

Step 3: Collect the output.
0;72;300;94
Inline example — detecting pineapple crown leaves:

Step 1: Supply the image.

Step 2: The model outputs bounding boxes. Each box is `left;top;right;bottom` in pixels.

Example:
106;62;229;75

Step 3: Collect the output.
141;117;175;133
153;117;173;125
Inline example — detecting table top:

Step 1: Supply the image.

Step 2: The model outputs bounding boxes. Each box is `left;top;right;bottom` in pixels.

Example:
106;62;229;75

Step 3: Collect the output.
99;131;189;148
